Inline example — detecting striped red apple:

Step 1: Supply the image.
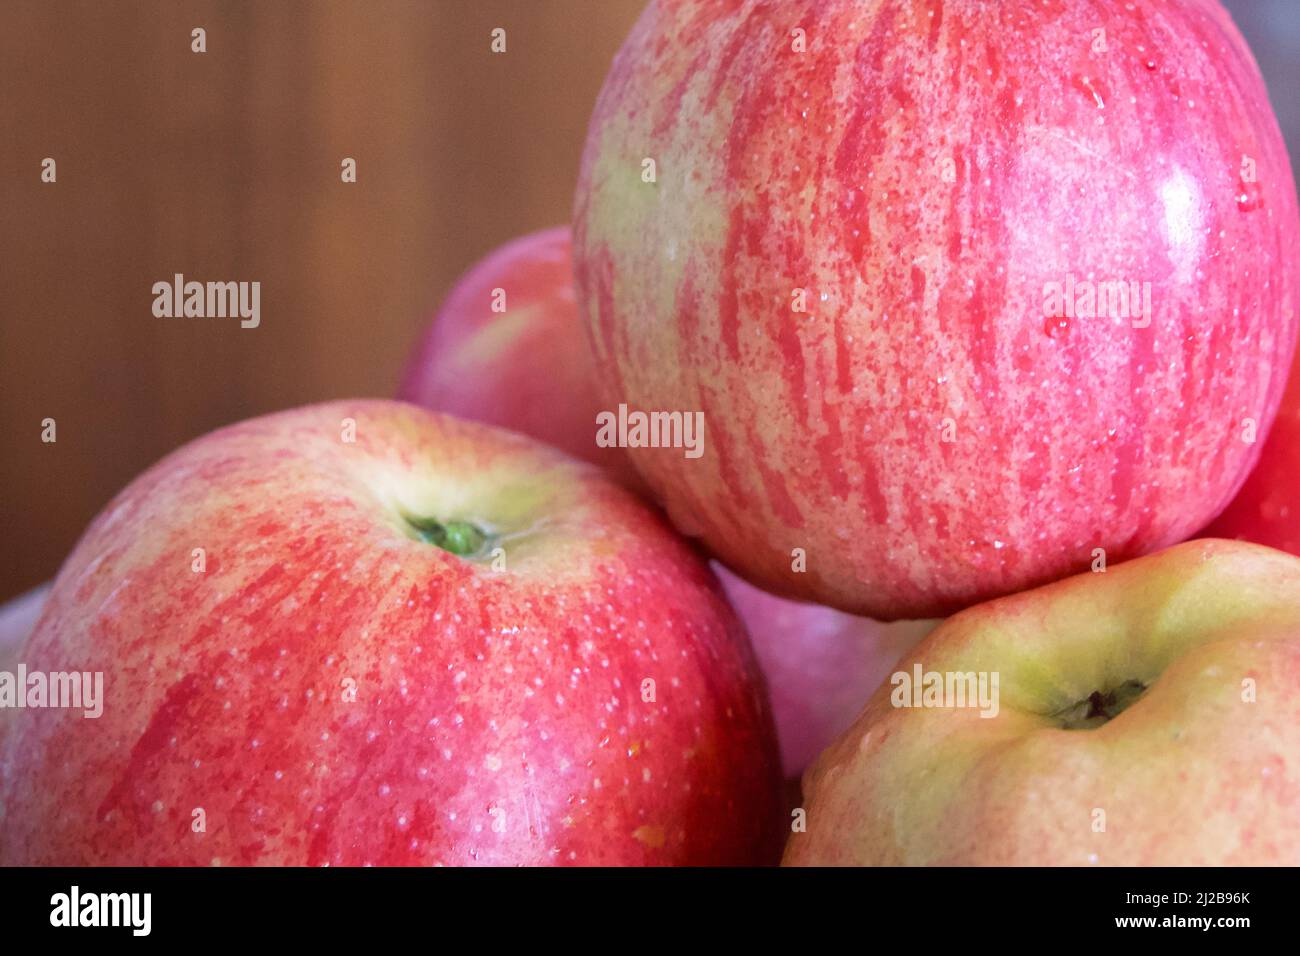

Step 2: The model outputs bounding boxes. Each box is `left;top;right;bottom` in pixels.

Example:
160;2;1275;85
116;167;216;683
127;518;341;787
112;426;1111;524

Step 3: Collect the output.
0;402;782;865
574;0;1300;620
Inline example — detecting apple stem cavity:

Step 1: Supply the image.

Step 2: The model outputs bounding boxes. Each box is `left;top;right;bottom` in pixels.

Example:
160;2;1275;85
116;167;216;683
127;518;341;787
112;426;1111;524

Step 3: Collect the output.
1055;679;1147;730
405;515;491;559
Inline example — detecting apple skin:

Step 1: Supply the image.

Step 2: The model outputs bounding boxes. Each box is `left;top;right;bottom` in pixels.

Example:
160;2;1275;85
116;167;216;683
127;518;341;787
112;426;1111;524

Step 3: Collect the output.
1204;352;1300;554
0;584;48;670
0;401;783;866
399;227;940;776
398;226;640;488
574;0;1300;620
784;538;1300;866
0;584;49;750
717;571;937;776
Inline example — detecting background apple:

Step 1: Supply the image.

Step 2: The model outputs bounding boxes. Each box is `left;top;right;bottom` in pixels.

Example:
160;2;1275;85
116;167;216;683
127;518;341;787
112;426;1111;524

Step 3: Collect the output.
718;572;937;776
0;584;47;671
785;539;1300;866
400;226;940;777
574;0;1300;620
0;401;783;865
399;226;640;488
0;584;48;750
1204;351;1300;553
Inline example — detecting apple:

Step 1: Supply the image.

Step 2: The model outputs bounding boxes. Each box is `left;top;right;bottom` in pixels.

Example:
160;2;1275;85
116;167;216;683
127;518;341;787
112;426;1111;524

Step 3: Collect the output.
0;401;783;865
399;226;640;488
0;584;48;749
0;584;48;670
717;571;937;777
1204;351;1300;554
784;538;1300;866
399;227;940;776
574;0;1300;620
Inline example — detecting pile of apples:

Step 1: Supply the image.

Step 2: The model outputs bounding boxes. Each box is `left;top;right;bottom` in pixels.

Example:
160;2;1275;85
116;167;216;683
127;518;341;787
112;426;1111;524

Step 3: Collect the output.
4;0;1300;866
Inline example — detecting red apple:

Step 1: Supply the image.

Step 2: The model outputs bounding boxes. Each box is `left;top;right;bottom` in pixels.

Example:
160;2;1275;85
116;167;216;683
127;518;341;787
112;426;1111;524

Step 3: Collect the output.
574;0;1300;620
399;226;639;487
0;401;783;865
399;227;940;776
785;539;1300;865
1204;351;1300;554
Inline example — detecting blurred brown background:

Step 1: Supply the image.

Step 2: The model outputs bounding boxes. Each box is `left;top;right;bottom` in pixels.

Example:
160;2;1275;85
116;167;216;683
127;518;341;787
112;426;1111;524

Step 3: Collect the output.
1;0;1297;601
0;0;644;598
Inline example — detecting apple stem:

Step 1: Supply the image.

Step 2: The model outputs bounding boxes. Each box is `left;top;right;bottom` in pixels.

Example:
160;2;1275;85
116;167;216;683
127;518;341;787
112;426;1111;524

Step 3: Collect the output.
1055;679;1147;729
405;516;489;557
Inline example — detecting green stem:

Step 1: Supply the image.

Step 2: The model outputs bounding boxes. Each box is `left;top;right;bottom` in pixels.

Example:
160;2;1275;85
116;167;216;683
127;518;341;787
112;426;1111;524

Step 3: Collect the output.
406;516;489;557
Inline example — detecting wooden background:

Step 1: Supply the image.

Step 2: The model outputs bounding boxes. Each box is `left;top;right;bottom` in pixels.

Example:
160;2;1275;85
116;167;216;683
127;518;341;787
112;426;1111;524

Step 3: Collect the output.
1;0;1297;600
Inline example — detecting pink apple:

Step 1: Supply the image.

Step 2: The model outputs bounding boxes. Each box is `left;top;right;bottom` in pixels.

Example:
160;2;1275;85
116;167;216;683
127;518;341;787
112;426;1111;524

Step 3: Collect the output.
717;570;936;776
399;227;940;776
574;0;1300;620
785;539;1300;865
0;401;783;865
0;584;49;749
1204;351;1300;554
0;584;48;671
399;226;640;487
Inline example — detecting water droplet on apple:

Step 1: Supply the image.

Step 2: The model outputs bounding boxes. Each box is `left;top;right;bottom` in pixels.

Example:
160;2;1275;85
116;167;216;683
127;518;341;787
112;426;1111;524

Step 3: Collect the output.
1044;315;1070;338
1236;182;1263;212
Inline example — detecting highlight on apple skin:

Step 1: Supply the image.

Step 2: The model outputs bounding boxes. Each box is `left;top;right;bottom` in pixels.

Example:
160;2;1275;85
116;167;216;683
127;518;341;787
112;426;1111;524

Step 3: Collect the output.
784;539;1300;866
574;0;1300;621
0;401;783;866
398;225;940;777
